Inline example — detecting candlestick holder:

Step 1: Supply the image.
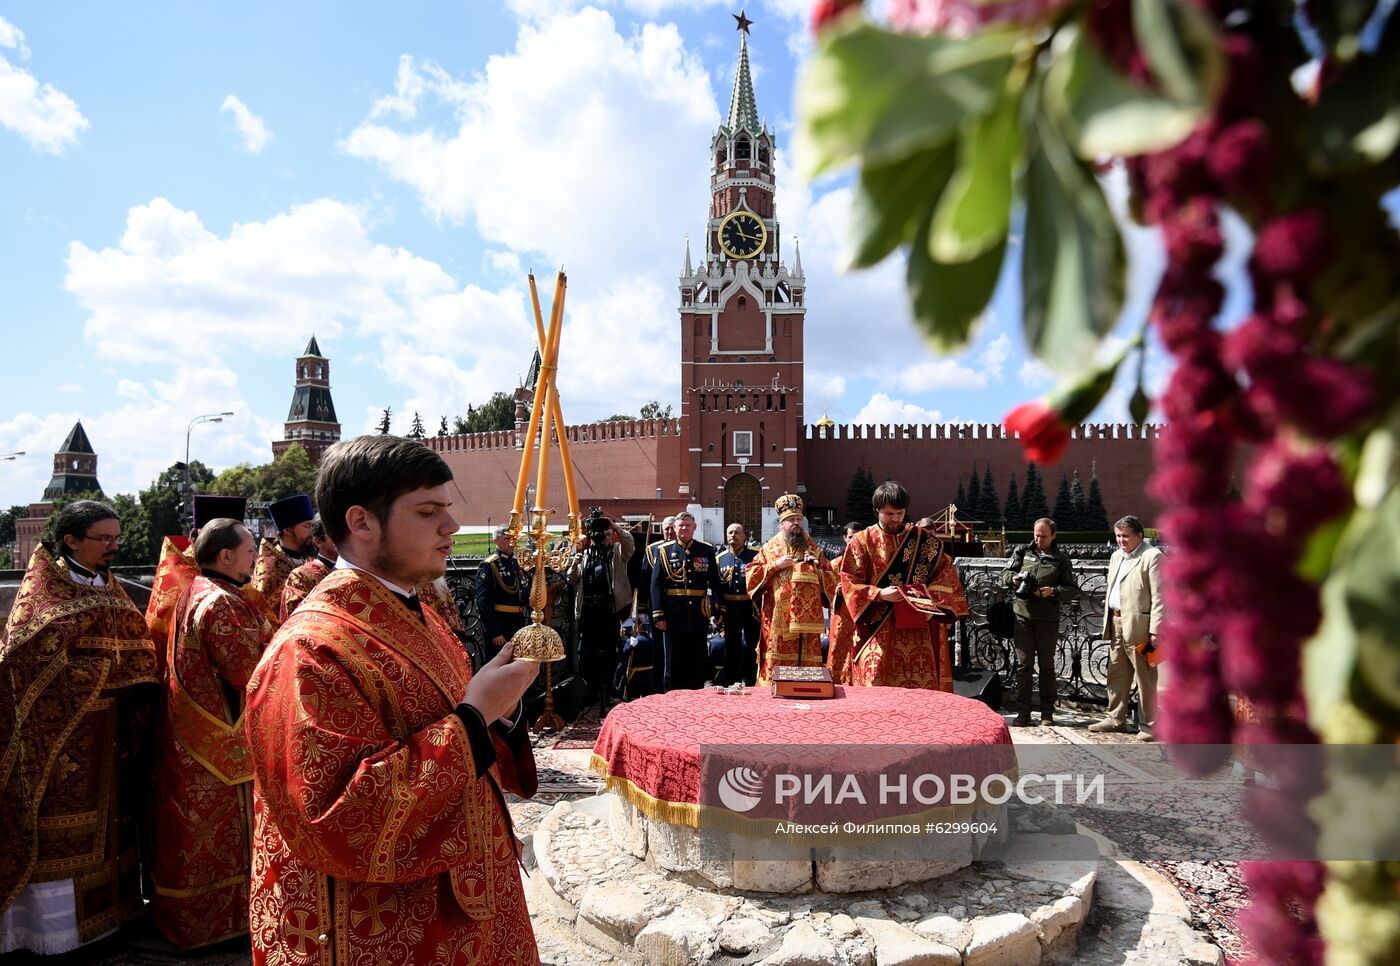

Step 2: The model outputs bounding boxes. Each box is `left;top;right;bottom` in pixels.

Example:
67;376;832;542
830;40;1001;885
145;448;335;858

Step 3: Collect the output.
509;505;568;664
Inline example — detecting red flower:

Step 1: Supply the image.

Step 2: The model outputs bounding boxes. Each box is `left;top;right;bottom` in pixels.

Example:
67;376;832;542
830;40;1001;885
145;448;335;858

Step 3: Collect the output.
810;0;861;35
1253;208;1332;282
888;0;1068;38
1004;401;1071;464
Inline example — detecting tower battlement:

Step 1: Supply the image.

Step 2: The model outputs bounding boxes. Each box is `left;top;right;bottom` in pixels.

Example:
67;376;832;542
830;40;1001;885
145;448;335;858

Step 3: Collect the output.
805;422;1164;441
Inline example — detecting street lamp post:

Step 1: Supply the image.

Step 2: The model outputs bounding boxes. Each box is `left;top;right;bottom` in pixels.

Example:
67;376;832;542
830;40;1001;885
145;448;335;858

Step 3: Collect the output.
0;451;23;461
184;413;235;531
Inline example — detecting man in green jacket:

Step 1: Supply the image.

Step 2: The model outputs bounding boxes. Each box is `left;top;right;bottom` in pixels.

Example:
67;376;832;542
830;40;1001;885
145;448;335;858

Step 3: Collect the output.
1000;518;1079;726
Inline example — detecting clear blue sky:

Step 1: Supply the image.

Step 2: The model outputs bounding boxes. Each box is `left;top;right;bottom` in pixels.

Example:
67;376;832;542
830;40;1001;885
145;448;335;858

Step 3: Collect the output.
1;0;1214;509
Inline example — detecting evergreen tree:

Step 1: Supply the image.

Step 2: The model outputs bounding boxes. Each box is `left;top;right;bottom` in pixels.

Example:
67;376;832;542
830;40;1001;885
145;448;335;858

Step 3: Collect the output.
1004;475;1022;531
1067;468;1088;531
954;476;967;511
1022;463;1050;525
977;462;1001;528
408;412;426;439
966;462;982;523
459;392;515;433
1052;473;1076;529
438;416;449;437
1084;462;1110;531
845;466;876;526
639;400;674;420
377;408;392;434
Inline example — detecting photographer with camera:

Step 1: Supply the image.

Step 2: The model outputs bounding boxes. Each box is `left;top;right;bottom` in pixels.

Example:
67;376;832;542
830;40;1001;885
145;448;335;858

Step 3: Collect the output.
1000;517;1078;726
574;508;634;711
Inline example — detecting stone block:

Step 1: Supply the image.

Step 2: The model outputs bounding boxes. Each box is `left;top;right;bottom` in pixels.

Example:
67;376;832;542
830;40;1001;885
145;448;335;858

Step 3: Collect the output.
856;916;960;966
912;915;972;953
578;882;671;945
756;921;840;966
1094;861;1191;920
648;815;701;872
964;913;1042;966
996;834;1099;891
1185;940;1224;965
636;908;714;966
719;917;771;955
528;866;579;924
610;791;649;859
814;849;971;893
828;914;860;940
733;858;813;893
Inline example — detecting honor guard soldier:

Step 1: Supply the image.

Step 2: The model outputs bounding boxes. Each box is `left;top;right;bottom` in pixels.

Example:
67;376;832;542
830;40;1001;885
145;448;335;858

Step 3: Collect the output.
475;524;529;660
649;511;722;690
716;522;760;685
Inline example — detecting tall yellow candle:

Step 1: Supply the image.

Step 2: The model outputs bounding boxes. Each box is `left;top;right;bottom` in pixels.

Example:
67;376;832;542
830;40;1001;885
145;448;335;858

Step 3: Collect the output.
528;273;579;520
532;272;566;511
514;272;564;516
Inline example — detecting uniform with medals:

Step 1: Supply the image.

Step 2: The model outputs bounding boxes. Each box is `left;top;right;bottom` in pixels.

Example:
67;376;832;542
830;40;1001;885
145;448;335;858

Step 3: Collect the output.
716;542;759;685
474;549;528;659
649;533;722;690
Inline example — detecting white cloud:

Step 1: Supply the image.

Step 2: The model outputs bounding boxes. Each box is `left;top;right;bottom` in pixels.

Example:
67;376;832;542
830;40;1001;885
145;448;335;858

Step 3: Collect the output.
808;370;846;405
851;392;942;425
1019;358;1055;390
0;15;89;154
57;382;82;393
895;358;987;393
978;331;1011;380
220;94;272;153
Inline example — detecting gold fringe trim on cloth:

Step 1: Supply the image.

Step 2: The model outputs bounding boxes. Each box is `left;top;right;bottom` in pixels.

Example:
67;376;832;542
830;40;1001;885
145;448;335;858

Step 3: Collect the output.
590;753;1018;839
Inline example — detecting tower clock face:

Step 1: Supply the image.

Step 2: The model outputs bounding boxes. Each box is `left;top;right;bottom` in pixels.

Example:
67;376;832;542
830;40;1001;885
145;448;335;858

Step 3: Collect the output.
718;211;767;259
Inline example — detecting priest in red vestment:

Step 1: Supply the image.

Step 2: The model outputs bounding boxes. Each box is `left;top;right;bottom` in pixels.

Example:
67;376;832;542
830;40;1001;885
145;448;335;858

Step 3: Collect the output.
745;494;838;684
249;493;316;628
151;517;270;948
278;514;337;621
828;482;969;691
246;435;541;965
0;501;158;955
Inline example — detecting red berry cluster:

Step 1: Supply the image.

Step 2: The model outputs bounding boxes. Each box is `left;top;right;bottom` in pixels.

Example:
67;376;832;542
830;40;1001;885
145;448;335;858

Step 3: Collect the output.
1118;9;1374;965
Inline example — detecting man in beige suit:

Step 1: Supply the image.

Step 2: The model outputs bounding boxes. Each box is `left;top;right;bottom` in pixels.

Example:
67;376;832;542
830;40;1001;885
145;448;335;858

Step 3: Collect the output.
1089;515;1166;741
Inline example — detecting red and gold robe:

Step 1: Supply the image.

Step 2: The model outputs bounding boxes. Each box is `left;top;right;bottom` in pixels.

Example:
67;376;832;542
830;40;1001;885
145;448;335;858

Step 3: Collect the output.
151;574;270;948
0;547;158;948
144;535;198;679
280;556;332;623
245;568;539;965
745;534;838;685
827;525;969;691
249;538;299;630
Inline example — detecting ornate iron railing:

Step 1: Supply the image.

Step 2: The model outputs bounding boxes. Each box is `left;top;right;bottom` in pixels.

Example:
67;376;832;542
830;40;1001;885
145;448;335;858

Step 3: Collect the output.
442;560;579;669
954;558;1116;706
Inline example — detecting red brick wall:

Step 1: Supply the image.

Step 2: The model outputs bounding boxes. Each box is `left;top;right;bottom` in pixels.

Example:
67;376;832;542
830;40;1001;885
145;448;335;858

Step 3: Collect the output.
801;423;1161;529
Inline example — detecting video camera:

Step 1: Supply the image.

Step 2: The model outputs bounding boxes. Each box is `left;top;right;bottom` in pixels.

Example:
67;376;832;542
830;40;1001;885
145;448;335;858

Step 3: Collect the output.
584;507;612;543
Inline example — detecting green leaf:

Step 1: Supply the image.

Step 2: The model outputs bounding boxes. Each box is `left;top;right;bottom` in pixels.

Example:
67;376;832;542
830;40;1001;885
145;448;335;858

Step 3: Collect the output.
1128;385;1151;425
1346;486;1400;712
1044;25;1205;159
796;22;1016;178
1131;0;1224;106
1020;116;1126;369
930;87;1022;263
907;217;1007;354
845;145;956;271
1310;10;1400;171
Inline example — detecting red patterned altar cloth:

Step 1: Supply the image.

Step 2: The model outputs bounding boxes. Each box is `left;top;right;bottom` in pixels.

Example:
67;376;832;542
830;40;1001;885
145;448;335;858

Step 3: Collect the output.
592;687;1013;827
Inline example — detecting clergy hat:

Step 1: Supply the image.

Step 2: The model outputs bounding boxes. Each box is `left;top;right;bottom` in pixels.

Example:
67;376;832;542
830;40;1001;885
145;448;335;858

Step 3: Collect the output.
193;494;247;530
776;493;805;522
269;494;315;531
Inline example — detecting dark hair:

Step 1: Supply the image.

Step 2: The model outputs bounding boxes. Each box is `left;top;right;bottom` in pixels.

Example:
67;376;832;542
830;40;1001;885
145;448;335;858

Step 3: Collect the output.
1034;517;1058;534
52;500;118;547
871;481;910;511
1114;515;1145;535
315;435;453;544
311;514;328;541
843;521;862;536
194;518;249;566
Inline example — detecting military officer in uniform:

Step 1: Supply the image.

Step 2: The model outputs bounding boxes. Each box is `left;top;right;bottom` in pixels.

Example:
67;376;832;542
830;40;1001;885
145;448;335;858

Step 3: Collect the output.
650;512;722;690
716;522;760;685
474;524;529;661
636;515;676;624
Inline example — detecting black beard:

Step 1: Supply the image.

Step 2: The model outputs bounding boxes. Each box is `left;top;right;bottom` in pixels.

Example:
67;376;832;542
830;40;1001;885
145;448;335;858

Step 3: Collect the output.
783;529;809;552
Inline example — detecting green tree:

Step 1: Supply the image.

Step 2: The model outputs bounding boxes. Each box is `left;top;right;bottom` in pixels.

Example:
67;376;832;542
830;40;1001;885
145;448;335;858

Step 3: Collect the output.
438;416;449;437
207;446;317;504
377;408;392;434
1084;463;1110;532
141;460;215;552
1021;463;1050;524
39;490;104;545
0;504;27;547
977;462;1000;528
954;476;967;510
109;492;152;565
965;461;981;522
408;412;426;439
1051;473;1076;529
639;400;674;420
457;392;515;434
844;466;876;526
602;414;633;422
1067;468;1088;531
1004;475;1022;531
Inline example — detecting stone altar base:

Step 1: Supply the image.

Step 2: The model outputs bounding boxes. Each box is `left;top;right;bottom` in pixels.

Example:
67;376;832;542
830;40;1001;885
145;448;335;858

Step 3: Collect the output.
533;795;1101;965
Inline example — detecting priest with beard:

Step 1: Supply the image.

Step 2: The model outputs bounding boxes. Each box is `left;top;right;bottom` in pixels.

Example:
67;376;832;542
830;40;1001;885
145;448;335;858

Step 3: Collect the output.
248;493;315;628
245;435;541;965
278;514;337;621
151;517;271;949
744;495;838;685
827;482;969;691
